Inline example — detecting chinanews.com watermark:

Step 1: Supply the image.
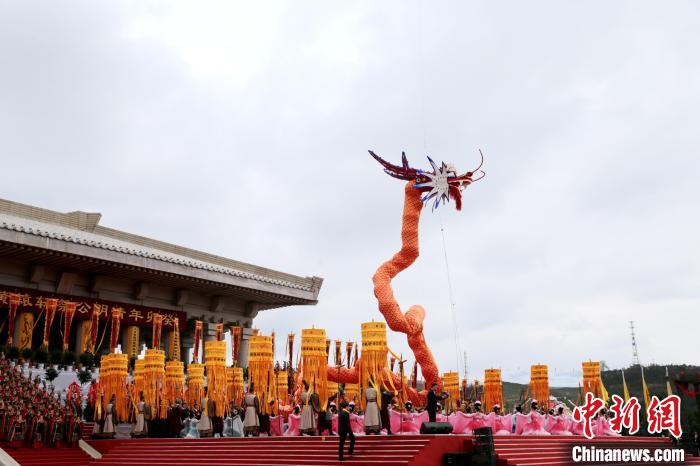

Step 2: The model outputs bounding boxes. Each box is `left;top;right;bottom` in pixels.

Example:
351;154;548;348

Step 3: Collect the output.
568;393;686;464
571;444;685;463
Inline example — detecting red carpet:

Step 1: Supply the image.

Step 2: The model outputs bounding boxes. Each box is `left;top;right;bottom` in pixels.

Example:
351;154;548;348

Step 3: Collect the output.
85;435;469;466
4;435;699;465
4;446;92;466
493;435;700;465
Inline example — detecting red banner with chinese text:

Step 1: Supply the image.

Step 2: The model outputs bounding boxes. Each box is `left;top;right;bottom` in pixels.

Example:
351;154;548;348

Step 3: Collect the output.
0;285;186;331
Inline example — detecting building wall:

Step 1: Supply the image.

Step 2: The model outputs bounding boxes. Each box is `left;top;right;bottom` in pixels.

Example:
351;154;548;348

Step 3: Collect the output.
0;257;257;364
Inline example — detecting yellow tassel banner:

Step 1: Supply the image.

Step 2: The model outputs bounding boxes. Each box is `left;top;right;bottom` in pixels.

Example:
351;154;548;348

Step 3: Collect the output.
100;353;129;422
301;328;328;409
344;383;359;403
145;349;166;418
484;368;504;412
187;363;205;410
133;358;146;397
530;364;549;409
360;321;388;409
249;335;274;414
582;361;603;399
205;340;227;417
443;372;460;413
276;370;289;405
327;380;339;402
233;366;245;406
165;360;185;406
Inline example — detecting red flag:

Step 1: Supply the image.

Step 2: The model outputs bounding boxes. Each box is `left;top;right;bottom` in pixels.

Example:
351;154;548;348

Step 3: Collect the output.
215;323;224;341
335;340;342;366
109;307;123;353
88;304;100;353
231;326;242;365
43;298;59;348
152;313;163;349
193;320;202;363
62;301;77;351
287;333;294;368
345;341;353;367
7;293;19;346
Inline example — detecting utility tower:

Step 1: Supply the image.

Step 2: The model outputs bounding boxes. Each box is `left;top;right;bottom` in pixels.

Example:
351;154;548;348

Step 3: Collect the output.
630;321;641;366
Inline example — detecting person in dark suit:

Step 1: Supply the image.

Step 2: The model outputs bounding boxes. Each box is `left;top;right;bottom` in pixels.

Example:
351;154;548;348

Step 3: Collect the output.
426;383;448;423
380;387;394;435
167;399;184;438
337;401;355;461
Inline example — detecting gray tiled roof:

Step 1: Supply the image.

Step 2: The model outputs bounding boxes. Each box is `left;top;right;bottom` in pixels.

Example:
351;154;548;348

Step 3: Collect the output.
0;213;314;292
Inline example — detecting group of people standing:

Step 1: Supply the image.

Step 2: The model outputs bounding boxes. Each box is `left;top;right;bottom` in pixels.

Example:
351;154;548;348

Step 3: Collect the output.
0;357;81;446
89;374;625;447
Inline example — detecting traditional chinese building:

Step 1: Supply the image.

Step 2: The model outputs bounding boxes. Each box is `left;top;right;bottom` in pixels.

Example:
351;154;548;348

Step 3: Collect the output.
0;198;322;365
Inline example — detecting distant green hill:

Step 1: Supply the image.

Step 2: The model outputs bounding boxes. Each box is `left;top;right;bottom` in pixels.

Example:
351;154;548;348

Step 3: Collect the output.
495;364;699;431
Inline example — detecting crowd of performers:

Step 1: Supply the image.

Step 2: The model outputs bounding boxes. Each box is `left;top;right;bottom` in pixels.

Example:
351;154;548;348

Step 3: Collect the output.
86;379;622;440
0;358;82;446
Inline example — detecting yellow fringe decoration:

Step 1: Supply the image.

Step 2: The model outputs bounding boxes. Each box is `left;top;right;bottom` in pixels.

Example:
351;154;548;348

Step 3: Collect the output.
145;349;166;418
249;335;274;414
360;321;388;410
233;367;245;406
165;360;185;406
276;370;289;405
205;340;227;417
187;363;205;410
530;364;550;409
133;358;146;405
582;361;605;399
100;353;129;422
484;368;504;412
327;380;339;402
344;383;359;403
301;328;328;409
442;371;460;413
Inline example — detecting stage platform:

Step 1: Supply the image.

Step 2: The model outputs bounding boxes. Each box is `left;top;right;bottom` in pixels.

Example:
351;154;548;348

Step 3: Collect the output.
3;435;699;466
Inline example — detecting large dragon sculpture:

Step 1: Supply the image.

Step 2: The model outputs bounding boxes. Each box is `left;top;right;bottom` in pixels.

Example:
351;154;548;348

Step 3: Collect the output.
325;150;485;404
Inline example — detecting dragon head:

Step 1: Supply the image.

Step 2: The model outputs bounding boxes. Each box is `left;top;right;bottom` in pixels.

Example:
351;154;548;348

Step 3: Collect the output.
369;150;485;210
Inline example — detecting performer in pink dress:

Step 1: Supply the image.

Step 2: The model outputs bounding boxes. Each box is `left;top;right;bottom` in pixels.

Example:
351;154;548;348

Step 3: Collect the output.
348;403;364;434
545;406;572;436
394;402;419;434
515;401;550;435
284;406;301;436
486;404;512;435
415;410;430;426
468;401;489;431
448;410;472;434
570;416;584;435
594;410;621;437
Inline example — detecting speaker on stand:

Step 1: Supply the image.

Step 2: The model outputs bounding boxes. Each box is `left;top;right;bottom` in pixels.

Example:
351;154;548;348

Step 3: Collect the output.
420;422;454;434
472;426;495;466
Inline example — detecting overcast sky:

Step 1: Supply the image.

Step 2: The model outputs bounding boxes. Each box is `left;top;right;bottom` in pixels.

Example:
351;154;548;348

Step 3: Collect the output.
2;1;698;386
